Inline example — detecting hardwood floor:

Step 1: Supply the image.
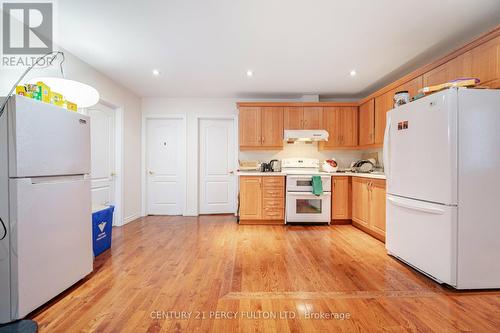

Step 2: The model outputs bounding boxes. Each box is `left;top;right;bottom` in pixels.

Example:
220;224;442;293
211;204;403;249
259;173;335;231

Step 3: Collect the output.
31;216;500;332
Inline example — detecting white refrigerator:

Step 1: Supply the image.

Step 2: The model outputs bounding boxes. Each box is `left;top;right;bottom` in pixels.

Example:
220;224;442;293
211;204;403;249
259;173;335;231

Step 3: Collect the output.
0;95;93;323
384;88;500;289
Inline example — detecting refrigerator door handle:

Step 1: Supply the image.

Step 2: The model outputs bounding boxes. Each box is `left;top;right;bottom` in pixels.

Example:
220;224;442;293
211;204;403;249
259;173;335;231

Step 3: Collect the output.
29;175;86;185
387;196;445;215
383;115;391;180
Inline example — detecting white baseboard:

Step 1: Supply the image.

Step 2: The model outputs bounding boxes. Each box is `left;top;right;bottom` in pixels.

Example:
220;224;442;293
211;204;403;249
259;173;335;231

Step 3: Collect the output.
183;213;199;217
123;213;141;225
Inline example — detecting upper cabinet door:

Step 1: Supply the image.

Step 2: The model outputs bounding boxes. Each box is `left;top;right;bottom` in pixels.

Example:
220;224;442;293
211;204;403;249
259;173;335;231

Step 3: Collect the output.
321;107;340;149
239;107;262;148
470;35;500;86
397;76;423;99
302;107;323;129
359;99;375;146
340;107;358;147
423;63;450;87
284;107;303;130
374;91;393;145
261;107;284;148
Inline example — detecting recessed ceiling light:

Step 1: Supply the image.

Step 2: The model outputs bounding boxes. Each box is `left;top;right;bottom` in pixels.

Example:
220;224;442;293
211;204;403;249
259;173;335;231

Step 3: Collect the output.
349;70;357;77
152;69;161;76
246;70;253;77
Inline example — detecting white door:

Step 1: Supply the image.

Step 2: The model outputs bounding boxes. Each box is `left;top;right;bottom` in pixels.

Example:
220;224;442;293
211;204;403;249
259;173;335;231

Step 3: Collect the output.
88;104;116;208
384;89;458;205
199;118;236;214
146;118;185;215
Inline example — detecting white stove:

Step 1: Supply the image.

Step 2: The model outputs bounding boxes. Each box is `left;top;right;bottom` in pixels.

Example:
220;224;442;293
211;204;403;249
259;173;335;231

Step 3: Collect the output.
281;158;331;224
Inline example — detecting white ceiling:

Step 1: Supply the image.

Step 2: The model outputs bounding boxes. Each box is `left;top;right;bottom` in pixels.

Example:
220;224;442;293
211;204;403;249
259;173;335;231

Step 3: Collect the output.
56;0;500;98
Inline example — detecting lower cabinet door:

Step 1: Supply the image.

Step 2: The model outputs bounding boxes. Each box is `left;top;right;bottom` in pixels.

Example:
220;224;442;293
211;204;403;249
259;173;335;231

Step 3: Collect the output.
369;180;386;237
332;177;350;220
239;177;262;219
352;178;369;226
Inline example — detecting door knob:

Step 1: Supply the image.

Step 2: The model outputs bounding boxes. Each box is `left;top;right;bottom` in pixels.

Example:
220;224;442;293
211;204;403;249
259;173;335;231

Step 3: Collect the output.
110;172;116;177
148;171;154;175
229;171;234;175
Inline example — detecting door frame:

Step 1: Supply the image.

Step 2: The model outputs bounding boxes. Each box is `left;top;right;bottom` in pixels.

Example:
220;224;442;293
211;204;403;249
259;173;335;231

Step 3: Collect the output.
141;114;187;216
83;100;125;226
196;115;238;215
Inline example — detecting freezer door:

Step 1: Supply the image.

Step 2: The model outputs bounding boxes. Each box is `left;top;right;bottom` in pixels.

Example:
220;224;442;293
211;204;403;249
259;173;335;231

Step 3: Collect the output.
9;176;93;319
384;89;457;205
386;195;457;286
8;95;90;178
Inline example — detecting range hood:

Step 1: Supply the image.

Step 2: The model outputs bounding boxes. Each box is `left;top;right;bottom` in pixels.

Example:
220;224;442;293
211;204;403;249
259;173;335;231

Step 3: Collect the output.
284;130;329;143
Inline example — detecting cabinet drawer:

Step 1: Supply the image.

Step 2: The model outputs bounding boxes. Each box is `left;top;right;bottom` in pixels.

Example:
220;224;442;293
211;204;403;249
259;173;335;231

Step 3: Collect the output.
262;207;284;219
263;188;284;198
263;177;285;187
263;198;284;209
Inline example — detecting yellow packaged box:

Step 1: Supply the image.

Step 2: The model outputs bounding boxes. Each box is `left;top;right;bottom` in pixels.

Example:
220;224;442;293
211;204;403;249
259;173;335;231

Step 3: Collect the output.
25;84;38;99
37;81;51;103
16;86;27;96
66;101;78;112
50;92;64;107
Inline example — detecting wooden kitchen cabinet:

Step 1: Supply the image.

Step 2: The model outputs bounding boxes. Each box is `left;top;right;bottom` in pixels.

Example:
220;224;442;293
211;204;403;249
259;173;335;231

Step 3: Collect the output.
374;92;391;145
423;35;500;88
398;76;423;98
303;107;323;129
352;178;370;227
373;77;422;145
369;180;387;238
239;107;262;148
261;107;284;148
239;177;262;220
340;107;358;146
469;35;500;87
239;107;283;150
283;107;302;129
284;107;323;130
239;176;285;224
320;107;358;149
331;176;351;221
352;177;386;242
358;99;375;146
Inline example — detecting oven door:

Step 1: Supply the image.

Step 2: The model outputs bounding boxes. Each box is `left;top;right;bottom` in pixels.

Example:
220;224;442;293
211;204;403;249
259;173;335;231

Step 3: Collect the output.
286;191;331;223
286;175;331;192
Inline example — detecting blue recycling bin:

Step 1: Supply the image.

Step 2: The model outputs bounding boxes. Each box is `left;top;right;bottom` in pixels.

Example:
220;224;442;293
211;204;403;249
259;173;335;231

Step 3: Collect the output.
92;205;114;256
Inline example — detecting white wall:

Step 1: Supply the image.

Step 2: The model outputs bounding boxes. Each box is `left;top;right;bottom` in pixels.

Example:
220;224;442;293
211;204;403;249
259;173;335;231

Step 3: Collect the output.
141;97;383;216
0;49;142;224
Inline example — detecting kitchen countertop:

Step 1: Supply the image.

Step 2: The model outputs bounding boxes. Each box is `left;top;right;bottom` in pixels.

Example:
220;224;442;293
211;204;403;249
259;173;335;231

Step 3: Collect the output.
237;171;386;180
237;171;287;176
331;172;386;180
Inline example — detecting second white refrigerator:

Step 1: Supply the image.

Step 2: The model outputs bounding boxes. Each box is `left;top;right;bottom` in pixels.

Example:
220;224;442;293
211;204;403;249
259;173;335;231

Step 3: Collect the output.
0;95;93;323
